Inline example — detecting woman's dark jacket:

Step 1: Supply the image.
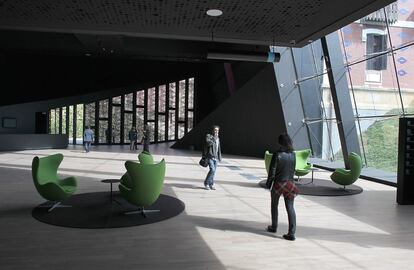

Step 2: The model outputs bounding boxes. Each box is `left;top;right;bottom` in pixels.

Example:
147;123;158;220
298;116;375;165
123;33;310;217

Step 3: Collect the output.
265;148;296;189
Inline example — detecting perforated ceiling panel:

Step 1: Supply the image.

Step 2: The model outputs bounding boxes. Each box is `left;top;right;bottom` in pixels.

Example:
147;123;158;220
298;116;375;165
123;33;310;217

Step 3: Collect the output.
0;0;395;47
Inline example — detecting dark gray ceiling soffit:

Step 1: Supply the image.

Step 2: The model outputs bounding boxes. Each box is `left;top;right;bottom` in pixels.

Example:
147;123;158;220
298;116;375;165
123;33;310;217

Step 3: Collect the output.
0;0;395;47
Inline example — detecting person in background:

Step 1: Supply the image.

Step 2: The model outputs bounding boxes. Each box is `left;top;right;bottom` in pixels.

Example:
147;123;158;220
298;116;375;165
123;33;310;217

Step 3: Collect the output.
83;125;94;153
128;126;138;150
265;133;298;241
203;125;222;190
141;124;151;153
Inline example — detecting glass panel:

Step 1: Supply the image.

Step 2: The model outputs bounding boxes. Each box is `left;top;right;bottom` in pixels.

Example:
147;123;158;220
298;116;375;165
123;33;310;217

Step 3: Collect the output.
68;105;74;143
169;82;176;108
188;111;194;132
347;53;402;117
112;96;121;104
158;115;166;141
55;108;60;134
124;113;133;142
99;99;109;118
99;120;109;144
76;104;84;144
323;120;343;162
358;116;399;172
61;107;67;134
159;85;166;113
148;87;156;120
178;122;185;139
125;93;133;111
169;110;176;140
136;107;145;136
49;109;56;134
394;46;414;114
136;90;145;106
188;77;194;109
84;103;95;128
147;122;155;142
339;22;384;66
112;106;121;143
179;80;186;121
388;1;414;49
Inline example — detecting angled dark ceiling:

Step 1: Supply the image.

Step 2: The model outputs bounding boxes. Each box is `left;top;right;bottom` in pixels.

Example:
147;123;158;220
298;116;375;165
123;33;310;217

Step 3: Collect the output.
0;0;395;107
0;0;395;47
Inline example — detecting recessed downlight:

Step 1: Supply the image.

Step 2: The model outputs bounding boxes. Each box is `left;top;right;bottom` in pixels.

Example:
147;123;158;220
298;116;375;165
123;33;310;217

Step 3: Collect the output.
207;9;223;17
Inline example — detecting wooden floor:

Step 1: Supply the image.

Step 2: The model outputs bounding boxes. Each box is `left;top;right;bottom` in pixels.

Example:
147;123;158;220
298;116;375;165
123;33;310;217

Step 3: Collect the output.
0;143;413;270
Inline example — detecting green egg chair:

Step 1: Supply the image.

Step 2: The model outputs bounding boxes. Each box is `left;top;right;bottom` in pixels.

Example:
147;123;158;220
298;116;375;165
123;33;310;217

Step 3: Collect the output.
119;159;166;217
32;153;77;212
294;149;312;179
330;152;362;188
264;150;273;174
138;151;154;164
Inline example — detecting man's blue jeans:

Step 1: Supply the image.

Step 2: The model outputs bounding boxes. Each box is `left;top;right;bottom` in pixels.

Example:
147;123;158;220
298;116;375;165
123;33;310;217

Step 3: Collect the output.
204;159;217;187
84;141;91;152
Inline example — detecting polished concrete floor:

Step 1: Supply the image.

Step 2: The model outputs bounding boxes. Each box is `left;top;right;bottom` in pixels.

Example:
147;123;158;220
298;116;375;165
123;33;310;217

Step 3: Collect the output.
0;143;413;270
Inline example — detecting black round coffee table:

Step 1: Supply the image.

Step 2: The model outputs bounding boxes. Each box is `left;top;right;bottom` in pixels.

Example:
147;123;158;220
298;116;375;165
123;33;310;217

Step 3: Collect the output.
101;179;121;202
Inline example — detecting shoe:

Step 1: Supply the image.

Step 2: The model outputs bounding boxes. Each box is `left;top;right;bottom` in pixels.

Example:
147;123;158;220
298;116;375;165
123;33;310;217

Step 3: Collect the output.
282;234;296;241
266;225;276;233
209;186;216;190
204;185;210;190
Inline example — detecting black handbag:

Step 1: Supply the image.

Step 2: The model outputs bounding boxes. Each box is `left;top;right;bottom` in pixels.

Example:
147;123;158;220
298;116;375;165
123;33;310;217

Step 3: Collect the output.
199;157;209;167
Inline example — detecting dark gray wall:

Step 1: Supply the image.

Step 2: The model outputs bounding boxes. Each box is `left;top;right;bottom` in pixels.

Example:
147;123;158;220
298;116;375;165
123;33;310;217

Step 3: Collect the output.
195;62;269;124
172;64;287;158
0;134;68;151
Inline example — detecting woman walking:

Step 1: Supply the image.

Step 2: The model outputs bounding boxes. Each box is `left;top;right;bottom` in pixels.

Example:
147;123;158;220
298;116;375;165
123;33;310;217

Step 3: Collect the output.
265;133;298;241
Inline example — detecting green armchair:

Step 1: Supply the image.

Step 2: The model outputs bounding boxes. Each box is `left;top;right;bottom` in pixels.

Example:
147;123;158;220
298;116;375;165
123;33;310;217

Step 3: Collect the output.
119;158;166;217
32;153;77;212
330;152;362;188
294;149;312;179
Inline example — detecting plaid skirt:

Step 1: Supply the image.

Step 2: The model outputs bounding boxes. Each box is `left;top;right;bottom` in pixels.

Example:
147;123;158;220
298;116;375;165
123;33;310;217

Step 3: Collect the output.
272;181;299;200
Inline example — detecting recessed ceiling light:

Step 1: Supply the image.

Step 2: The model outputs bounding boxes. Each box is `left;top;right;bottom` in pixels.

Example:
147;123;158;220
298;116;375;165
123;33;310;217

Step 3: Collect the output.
207;9;223;17
85;53;91;57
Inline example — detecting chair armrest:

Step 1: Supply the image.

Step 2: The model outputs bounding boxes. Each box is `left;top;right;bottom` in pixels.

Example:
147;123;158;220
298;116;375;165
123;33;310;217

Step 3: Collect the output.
119;182;132;193
60;176;77;187
38;182;69;201
334;168;350;175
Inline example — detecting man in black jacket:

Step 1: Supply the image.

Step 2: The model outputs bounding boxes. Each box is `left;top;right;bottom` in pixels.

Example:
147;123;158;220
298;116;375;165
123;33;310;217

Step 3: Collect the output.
203;125;222;190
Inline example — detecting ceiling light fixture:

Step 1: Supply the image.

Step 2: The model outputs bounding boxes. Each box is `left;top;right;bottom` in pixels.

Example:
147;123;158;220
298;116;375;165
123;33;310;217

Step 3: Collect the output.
206;9;223;17
207;51;281;63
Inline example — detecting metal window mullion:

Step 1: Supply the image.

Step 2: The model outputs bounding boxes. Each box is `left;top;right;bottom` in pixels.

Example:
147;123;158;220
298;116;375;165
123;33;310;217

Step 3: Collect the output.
108;98;113;145
95;101;99;144
73;105;77;145
165;83;170;141
383;8;406;116
185;78;189;134
133;91;137;127
121;95;125;144
155;86;159;142
175;81;179;140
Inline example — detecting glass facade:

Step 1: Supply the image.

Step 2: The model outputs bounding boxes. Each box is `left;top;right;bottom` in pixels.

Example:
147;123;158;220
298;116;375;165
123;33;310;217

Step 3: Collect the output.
338;0;414;172
48;77;195;145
